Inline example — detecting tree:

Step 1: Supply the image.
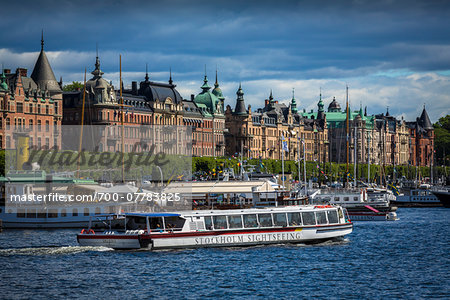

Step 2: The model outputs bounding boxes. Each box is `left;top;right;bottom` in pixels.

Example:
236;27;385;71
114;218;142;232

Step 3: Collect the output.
433;115;450;166
63;81;84;92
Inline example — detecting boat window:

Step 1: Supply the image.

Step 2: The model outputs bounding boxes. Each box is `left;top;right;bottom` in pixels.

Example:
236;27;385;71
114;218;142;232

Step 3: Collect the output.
258;214;273;227
149;217;164;231
37;212;46;218
228;215;243;229
344;197;349;201
327;210;339;224
164;216;185;231
17;209;25;218
204;216;213;230
334;197;340;201
243;214;258;228
48;209;58;218
26;209;36;218
84;208;90;216
273;213;287;227
338;208;344;219
302;212;316;225
61;209;67;217
287;212;302;226
316;211;328;225
95;207;101;215
353;197;358;201
72;208;78;217
213;215;227;229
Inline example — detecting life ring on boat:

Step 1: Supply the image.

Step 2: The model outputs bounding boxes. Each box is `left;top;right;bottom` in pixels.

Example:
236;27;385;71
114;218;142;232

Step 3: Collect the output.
81;229;87;234
88;229;95;234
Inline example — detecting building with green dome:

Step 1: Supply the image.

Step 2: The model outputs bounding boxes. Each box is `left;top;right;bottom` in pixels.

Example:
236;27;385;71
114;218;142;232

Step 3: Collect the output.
192;72;225;157
302;94;411;167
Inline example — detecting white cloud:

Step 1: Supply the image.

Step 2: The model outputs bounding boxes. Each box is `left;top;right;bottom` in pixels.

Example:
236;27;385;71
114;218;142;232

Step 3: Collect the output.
2;48;449;123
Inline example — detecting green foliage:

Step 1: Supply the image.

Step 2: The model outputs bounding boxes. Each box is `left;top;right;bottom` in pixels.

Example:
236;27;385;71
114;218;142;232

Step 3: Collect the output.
63;81;84;92
0;150;5;176
434;115;450;165
192;156;448;183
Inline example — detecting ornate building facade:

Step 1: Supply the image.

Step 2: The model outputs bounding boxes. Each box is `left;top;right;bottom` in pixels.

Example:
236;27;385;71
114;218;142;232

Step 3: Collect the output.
406;106;434;167
225;88;328;162
63;57;225;156
0;36;63;150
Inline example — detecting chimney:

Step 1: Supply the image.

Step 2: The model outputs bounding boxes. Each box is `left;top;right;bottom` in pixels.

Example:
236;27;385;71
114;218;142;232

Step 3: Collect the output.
4;69;11;74
191;94;195;101
132;81;138;95
265;99;269;107
17;68;27;77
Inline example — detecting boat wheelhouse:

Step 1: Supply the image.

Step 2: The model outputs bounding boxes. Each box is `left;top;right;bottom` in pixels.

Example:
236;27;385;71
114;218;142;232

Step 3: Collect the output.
77;205;353;250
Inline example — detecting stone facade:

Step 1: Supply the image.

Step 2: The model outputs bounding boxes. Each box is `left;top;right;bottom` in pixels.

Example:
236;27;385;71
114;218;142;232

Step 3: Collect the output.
63;58;225;156
225;88;328;163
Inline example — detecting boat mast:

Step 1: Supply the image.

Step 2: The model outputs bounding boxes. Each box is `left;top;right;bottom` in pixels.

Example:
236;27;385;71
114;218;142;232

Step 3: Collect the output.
297;136;301;193
120;55;125;183
303;138;307;194
76;68;87;178
346;85;349;187
367;134;371;184
281;136;285;191
354;125;357;187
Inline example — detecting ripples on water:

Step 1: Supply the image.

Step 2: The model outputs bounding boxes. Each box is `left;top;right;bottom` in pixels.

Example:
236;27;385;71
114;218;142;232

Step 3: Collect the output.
0;208;449;299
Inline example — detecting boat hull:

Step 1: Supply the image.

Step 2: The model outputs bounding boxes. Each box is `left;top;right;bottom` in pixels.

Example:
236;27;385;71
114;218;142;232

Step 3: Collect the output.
431;191;450;208
77;224;353;250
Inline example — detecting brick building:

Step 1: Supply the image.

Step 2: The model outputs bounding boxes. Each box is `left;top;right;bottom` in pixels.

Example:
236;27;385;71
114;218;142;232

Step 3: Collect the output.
0;36;62;150
407;106;434;167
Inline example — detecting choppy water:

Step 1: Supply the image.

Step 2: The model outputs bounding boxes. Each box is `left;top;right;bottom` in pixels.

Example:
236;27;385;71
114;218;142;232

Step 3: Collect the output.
0;208;449;299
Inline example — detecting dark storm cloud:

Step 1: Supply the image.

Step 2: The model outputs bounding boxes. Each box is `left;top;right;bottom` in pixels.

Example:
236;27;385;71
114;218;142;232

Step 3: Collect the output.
1;0;449;121
2;0;450;76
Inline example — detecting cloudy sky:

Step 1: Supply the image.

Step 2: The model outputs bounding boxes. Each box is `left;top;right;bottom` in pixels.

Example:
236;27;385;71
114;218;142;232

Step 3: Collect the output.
1;0;449;122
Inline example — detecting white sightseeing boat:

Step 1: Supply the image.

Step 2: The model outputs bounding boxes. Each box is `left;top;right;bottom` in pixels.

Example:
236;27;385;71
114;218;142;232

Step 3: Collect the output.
77;205;353;250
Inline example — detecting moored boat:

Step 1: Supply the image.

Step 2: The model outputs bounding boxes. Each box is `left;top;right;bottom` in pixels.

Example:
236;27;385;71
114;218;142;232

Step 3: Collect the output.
77;205;353;250
394;185;441;207
310;188;398;221
431;190;450;208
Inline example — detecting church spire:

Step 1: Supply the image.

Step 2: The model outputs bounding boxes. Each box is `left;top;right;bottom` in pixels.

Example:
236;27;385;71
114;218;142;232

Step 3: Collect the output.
291;88;298;114
169;67;173;85
201;67;211;92
31;31;61;92
233;83;247;116
91;46;104;78
41;29;44;51
145;63;149;82
317;89;325;120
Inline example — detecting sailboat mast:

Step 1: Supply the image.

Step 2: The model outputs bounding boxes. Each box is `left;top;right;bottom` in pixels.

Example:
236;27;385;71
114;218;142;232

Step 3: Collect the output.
354;125;357;187
346;85;349;185
76;68;87;178
367;134;371;184
120;55;125;183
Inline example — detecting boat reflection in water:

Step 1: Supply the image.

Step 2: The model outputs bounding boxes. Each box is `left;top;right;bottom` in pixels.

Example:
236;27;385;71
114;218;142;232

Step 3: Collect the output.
77;205;353;250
